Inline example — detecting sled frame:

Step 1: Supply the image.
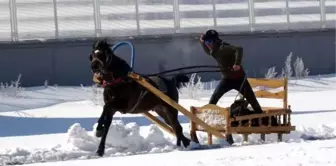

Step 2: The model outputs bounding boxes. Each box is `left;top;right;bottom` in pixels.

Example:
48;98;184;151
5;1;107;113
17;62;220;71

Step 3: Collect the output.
190;77;296;144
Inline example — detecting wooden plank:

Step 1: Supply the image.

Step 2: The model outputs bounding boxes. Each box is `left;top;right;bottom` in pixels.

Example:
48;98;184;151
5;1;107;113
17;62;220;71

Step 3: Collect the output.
230;109;289;121
229;126;296;134
195;129;227;132
192;104;229;114
195;104;228;111
195;124;227;130
261;107;285;112
128;72;226;139
141;112;175;136
195;126;296;133
254;90;285;99
248;78;285;88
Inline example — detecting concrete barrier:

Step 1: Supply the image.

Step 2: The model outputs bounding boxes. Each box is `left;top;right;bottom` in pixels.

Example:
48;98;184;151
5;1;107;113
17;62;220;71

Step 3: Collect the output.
0;29;335;86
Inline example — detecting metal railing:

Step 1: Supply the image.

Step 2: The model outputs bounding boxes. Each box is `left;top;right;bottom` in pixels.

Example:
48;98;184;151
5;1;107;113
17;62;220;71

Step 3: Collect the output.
0;0;335;42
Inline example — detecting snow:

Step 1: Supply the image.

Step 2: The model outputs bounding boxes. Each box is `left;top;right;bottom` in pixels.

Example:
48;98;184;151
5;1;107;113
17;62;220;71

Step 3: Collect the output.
1;1;335;164
9;140;336;166
195;109;227;130
0;73;336;165
0;1;335;40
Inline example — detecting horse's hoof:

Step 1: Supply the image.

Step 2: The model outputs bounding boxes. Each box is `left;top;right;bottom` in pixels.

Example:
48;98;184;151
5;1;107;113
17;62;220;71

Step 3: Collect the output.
95;128;105;138
176;139;181;147
183;140;191;148
96;150;104;157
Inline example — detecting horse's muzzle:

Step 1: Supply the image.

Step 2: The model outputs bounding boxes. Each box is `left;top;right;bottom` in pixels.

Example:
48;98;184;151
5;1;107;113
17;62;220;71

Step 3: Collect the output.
91;59;104;73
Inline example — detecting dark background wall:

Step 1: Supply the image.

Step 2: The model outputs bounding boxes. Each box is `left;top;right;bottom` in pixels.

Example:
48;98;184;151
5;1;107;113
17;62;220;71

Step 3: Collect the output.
0;29;335;87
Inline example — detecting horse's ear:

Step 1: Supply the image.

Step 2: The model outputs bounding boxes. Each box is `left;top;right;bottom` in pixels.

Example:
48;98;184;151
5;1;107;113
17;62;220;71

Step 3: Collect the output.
102;38;110;46
92;39;99;49
102;38;112;47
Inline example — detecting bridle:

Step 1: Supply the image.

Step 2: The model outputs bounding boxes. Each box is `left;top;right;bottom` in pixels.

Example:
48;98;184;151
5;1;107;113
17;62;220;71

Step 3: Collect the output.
90;48;130;88
90;49;113;75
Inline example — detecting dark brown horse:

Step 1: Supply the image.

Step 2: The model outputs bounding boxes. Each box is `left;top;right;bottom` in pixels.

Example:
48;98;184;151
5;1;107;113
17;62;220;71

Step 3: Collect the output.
89;39;191;156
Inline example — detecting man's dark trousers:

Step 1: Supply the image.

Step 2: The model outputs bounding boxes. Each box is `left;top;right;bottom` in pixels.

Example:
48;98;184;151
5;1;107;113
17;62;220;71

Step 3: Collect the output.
209;76;263;113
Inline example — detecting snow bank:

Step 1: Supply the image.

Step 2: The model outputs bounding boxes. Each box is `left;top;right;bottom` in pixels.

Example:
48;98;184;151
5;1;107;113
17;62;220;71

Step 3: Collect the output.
0;121;177;165
1;121;336;165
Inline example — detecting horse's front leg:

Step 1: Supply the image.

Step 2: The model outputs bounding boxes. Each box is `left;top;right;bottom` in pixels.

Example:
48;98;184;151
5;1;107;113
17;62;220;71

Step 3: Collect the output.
95;108;108;138
95;87;113;138
96;103;116;157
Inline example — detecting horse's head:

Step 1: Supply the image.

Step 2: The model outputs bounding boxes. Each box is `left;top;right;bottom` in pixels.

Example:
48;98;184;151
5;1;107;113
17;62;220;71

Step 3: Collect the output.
89;39;115;74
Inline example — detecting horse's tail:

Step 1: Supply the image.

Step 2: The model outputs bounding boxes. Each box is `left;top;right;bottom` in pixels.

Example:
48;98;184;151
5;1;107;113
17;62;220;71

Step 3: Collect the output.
171;74;190;89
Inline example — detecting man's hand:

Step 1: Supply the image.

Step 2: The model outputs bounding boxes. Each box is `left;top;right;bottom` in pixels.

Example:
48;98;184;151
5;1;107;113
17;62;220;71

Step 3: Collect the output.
233;65;241;71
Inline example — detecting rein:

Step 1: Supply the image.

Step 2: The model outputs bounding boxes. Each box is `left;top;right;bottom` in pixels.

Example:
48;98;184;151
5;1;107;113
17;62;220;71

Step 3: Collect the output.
144;65;220;77
91;47;235;88
95;65;231;87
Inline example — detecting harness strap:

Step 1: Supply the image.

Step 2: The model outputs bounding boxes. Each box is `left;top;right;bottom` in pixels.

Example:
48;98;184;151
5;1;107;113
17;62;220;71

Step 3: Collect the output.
128;90;148;113
101;73;148;114
126;76;166;114
127;76;163;113
102;74;151;114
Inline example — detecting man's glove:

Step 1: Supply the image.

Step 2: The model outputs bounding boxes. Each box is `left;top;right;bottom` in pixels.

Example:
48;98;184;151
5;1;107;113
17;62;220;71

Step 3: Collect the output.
93;73;104;84
200;34;204;43
233;65;241;71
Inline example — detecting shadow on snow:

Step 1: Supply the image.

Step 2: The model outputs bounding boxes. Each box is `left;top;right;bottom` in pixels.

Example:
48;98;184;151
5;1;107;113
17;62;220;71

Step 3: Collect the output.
0;114;190;137
1;109;336;137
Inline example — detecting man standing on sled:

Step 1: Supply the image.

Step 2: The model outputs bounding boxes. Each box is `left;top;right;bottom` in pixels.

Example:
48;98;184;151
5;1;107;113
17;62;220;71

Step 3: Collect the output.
200;29;263;114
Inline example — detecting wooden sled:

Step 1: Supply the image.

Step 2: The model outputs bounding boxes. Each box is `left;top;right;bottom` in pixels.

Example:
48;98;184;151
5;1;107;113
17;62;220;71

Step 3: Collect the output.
190;77;296;144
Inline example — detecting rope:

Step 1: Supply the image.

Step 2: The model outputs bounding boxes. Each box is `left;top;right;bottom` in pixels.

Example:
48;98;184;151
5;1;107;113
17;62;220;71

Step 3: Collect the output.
162;69;222;77
144;65;221;77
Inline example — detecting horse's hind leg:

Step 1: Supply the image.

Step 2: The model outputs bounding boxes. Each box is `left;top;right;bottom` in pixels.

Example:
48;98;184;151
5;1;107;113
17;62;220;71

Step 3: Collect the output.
154;107;182;146
162;106;191;148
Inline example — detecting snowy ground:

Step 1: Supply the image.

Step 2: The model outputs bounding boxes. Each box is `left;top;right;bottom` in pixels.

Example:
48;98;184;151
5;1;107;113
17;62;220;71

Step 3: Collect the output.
0;73;336;165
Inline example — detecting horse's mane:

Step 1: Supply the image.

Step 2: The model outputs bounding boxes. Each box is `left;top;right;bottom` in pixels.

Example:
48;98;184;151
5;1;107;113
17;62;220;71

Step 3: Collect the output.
106;48;132;78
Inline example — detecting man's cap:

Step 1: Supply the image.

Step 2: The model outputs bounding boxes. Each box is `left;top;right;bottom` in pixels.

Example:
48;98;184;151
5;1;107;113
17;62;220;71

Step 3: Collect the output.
202;29;219;41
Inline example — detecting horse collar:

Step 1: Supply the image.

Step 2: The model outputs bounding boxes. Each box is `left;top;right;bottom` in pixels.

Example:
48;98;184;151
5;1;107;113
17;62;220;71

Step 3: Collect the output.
102;77;122;88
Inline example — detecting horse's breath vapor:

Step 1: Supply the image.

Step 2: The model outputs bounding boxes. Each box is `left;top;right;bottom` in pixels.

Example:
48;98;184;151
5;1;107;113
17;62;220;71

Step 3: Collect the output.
162;38;196;70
